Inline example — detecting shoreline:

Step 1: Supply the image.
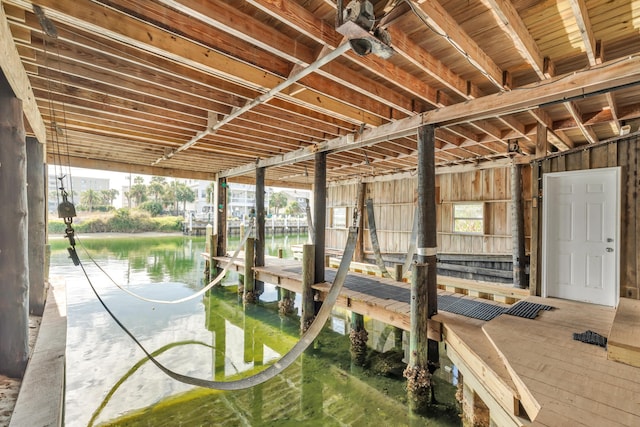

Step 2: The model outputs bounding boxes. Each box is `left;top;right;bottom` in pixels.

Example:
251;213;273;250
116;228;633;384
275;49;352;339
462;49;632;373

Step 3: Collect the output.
48;231;185;240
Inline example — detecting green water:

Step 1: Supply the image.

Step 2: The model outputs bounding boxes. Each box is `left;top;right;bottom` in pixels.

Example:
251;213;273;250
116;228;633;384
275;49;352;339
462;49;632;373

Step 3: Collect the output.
51;233;460;426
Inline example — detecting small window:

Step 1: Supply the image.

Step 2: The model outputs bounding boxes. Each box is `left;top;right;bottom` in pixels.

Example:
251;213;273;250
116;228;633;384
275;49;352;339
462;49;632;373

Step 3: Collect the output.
453;203;483;234
332;207;347;228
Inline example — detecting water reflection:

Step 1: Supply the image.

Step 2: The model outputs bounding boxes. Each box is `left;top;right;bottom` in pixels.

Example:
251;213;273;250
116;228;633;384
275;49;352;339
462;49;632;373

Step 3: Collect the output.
51;234;459;426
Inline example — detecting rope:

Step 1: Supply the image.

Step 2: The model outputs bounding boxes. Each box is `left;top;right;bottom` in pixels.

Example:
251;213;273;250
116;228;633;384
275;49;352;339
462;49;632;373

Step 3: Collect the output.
78;220;254;304
76;224;359;390
365;198;392;278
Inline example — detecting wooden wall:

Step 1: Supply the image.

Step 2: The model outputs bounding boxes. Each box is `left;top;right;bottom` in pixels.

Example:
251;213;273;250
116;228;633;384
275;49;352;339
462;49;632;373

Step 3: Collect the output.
326;165;532;257
325;135;639;300
530;135;639;300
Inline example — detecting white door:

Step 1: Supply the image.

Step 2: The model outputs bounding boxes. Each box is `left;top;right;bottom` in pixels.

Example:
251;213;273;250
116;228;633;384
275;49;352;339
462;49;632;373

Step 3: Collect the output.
542;167;620;307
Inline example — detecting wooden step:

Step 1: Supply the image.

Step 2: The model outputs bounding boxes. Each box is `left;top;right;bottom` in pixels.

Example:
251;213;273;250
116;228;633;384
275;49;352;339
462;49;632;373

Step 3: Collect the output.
608;298;640;368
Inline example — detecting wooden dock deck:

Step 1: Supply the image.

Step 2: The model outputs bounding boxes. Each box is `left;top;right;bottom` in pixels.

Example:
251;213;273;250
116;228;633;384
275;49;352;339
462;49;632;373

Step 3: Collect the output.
215;255;640;426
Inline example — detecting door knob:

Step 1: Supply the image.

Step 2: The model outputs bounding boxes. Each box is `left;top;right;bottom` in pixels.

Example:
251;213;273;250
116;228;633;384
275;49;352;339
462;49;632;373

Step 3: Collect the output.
606;248;614;252
607;238;614;242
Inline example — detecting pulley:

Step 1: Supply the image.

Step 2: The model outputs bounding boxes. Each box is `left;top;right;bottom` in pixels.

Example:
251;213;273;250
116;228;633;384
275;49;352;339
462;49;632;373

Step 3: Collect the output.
343;0;375;32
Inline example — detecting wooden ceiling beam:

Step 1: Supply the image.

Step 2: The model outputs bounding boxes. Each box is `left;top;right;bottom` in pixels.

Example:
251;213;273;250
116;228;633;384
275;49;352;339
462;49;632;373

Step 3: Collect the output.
568;0;597;66
527;108;573;151
411;0;504;91
52;155;217;181
7;0;385;128
222;54;640;178
246;0;445;108
564;101;599;144
0;3;46;142
157;0;416;116
481;0;546;79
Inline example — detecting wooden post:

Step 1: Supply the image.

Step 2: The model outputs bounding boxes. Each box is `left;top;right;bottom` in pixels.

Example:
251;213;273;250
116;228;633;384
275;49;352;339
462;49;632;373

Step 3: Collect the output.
511;162;527;288
26;136;46;315
313;151;326;284
204;223;213;281
350;312;368;366
530;161;543;295
405;263;430;412
243;237;257;304
404;124;438;411
301;243;315;333
255;167;265;295
394;264;403;282
416;124;439;364
0;80;29;378
277;248;284;259
216;177;227;258
209;233;217;281
355;181;366;262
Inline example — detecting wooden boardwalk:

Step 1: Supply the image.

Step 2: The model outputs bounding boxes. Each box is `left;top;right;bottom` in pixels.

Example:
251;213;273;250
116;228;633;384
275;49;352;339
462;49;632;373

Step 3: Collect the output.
215;255;640;426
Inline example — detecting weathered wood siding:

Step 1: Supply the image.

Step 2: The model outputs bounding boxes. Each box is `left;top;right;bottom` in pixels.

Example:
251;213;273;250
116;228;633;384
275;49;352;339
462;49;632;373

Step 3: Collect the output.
326;165;532;257
531;135;639;300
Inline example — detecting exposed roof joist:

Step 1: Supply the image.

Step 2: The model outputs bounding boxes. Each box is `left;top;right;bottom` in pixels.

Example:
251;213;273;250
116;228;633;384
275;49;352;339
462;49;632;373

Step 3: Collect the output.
221;54;640;178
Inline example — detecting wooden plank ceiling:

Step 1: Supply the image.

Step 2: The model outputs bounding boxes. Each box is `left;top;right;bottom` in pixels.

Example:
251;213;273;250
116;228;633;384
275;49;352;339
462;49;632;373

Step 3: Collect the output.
2;0;640;187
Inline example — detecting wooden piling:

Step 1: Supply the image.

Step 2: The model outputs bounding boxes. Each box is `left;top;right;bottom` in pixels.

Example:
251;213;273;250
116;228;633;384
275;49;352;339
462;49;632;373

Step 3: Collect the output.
350;312;368;366
355;181;366;262
243;237;257;304
26;136;46;315
209;233;217;280
511;162;527;288
405;263;431;412
394;264;403;282
404;124;439;411
301;244;315;333
204;224;213;281
313;151;326;284
255;167;265;295
0;84;29;378
216;177;227;258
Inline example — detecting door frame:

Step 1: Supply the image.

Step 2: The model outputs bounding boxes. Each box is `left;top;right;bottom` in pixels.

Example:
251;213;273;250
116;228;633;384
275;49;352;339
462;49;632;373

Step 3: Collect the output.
541;167;621;306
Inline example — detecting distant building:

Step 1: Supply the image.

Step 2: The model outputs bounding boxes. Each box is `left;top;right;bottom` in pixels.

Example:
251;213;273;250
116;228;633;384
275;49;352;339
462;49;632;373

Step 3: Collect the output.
185;180;310;220
48;174;109;214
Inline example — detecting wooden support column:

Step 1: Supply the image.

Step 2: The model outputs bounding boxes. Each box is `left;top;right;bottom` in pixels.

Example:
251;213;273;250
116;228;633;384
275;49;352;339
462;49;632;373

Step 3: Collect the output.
416;124;439;363
404;124;438;412
301;243;315;333
355;181;366;262
255;167;265;295
530;160;543;296
216;177;227;258
26;136;46;315
243;237;257;304
209;234;217;282
511;162;527;288
349;312;368;366
313;152;326;284
0;77;29;378
204;223;213;281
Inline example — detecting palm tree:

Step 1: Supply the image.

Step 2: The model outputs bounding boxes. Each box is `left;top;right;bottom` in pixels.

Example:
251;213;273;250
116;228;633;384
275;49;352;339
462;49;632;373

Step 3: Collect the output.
176;182;196;214
80;189;100;212
148;176;166;202
101;189;120;207
269;192;288;216
129;176;147;207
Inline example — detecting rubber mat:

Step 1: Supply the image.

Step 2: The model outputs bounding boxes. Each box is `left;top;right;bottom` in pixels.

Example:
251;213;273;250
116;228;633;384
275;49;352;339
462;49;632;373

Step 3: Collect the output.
573;330;608;348
282;267;552;322
504;300;554;319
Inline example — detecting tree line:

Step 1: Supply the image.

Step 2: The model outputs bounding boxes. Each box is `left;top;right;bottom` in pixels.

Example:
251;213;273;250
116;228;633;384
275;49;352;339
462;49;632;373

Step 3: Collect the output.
70;176;196;216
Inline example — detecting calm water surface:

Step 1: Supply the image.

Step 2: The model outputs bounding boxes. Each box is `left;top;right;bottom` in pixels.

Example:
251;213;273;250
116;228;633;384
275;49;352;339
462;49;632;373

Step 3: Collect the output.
50;233;460;426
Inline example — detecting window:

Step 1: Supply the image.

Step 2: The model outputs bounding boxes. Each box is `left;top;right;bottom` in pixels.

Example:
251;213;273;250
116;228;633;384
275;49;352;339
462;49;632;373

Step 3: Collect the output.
453;203;483;234
332;207;347;228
